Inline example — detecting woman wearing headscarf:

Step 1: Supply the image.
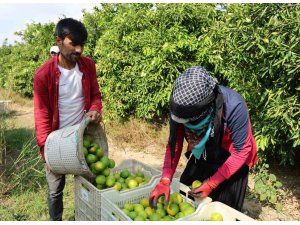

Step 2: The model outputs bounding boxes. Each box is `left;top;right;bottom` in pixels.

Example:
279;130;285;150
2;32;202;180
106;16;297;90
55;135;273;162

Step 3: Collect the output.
149;66;258;211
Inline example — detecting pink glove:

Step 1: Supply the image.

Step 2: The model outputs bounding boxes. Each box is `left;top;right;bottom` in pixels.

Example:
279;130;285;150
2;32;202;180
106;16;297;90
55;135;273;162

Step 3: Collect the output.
149;177;171;208
189;176;220;198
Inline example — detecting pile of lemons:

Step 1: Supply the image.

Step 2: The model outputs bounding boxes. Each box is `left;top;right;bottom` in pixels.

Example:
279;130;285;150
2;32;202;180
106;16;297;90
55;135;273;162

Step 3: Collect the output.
83;135;150;191
83;134;115;176
119;193;196;221
95;168;151;191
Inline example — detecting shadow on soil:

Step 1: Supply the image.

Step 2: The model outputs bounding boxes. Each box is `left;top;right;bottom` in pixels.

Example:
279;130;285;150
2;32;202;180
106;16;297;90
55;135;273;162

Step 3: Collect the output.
269;163;300;202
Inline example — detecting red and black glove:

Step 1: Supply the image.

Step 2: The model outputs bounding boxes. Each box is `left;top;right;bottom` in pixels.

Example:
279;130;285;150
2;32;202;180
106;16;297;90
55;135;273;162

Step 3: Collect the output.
149;177;171;208
188;177;217;198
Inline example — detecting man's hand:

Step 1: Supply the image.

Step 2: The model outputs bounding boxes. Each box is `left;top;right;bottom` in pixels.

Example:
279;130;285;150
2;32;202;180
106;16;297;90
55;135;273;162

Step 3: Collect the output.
86;111;102;124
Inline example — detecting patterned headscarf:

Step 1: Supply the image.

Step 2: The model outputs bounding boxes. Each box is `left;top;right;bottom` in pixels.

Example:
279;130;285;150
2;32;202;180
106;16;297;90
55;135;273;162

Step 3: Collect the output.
170;66;217;123
168;66;224;162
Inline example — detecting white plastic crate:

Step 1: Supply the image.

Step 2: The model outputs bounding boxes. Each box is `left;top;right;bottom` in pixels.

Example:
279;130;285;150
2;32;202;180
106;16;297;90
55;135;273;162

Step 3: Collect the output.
74;159;161;221
179;201;254;221
100;177;212;221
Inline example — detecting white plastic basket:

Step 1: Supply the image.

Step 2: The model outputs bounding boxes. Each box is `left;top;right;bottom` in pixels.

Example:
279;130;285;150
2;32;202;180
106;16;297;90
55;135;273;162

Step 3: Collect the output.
179;201;254;221
44;117;108;177
74;159;162;221
100;177;212;221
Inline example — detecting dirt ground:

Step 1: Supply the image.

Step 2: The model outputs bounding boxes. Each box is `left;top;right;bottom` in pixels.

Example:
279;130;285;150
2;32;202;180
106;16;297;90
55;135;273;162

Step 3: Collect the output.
5;102;300;221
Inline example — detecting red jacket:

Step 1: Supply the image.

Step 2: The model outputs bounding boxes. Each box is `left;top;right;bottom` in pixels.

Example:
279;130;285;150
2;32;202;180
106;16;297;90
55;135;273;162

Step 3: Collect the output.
33;55;102;160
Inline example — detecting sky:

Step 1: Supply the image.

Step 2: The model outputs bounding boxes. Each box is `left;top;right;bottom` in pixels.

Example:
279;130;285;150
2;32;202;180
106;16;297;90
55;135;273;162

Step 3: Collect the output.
0;2;100;45
0;0;294;45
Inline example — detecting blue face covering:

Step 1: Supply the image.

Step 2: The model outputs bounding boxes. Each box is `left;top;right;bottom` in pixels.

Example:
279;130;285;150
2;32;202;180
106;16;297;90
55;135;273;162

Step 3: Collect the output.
184;109;213;160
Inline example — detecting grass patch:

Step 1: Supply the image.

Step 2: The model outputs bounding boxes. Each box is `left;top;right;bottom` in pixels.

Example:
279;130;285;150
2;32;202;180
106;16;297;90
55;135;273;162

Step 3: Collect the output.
0;175;75;221
0;205;15;220
4;128;34;152
0;135;75;220
0;88;33;108
105;117;169;151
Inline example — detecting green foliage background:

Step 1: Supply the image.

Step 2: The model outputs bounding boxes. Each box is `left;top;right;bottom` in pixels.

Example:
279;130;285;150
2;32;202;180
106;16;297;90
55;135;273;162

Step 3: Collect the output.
0;3;299;166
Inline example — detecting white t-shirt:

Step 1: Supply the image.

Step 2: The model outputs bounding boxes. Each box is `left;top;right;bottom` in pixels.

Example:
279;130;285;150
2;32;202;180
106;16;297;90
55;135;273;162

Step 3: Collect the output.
58;63;85;129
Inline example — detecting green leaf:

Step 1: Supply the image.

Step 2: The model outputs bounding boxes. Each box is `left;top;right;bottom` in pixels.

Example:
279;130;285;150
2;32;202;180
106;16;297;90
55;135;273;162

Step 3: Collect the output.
269;174;276;182
260;193;267;201
275;181;282;188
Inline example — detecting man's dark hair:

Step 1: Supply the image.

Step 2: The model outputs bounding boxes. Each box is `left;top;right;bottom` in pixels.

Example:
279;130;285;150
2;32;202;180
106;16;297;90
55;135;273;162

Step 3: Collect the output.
55;18;88;44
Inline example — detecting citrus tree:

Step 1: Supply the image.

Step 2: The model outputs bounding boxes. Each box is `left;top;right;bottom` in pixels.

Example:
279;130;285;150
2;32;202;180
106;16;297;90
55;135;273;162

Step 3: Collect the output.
0;3;299;167
0;22;56;97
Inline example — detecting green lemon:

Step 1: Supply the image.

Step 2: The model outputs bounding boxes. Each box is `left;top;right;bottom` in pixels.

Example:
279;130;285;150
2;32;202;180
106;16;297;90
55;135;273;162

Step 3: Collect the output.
149;212;161;221
96;184;105;190
145;206;154;217
128;211;138;220
137;211;147;220
95;175;106;185
140;198;150;208
135;176;144;184
121;182;128;190
161;215;172;221
114;172;121;180
210;212;223;221
135;171;144;178
109;159;116;168
120;169;130;179
179;202;192;212
83;139;91;148
122;208;130;216
90;142;100;149
182;206;195;216
118;177;125;183
158;196;165;204
124;203;134;211
157;202;164;209
134;215;145;221
83;147;88;157
191;180;202;189
170;192;183;204
96;148;104;158
127;179;138;189
88;146;97;154
102;168;111;176
156;208;166;217
100;156;110;167
175;212;185;219
134;204;144;213
86;154;98;164
113;182;122;191
89;163;97;174
166;203;179;217
94;161;105;173
106;175;116;187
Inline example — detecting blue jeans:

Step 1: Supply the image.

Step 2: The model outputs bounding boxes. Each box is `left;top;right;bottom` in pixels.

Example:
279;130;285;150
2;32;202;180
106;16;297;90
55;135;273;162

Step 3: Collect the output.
44;163;65;221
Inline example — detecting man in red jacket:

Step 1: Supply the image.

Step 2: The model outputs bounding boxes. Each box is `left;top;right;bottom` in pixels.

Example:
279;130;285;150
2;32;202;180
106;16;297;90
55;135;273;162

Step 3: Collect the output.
33;18;102;221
